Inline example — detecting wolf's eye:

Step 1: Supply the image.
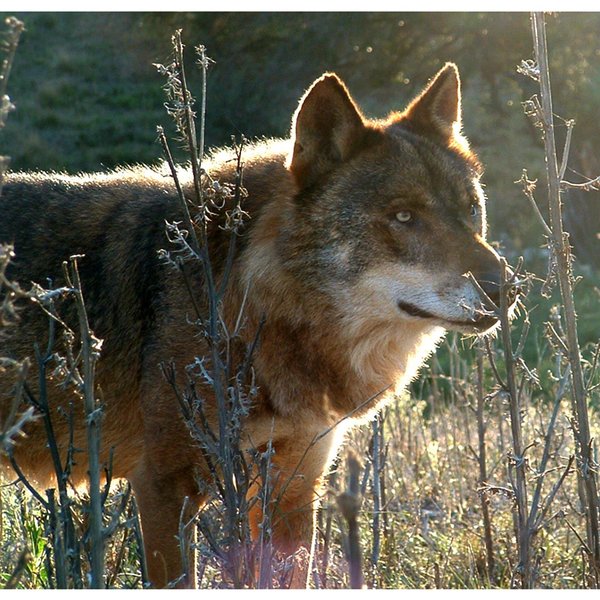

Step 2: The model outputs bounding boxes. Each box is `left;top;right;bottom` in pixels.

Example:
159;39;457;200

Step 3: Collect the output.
470;204;479;218
395;210;413;224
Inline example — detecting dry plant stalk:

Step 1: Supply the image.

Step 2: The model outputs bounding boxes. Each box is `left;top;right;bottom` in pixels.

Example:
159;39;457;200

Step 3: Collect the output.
530;11;600;580
156;33;271;588
1;16;27;449
1;269;133;588
2;260;135;588
497;260;531;587
483;255;575;588
369;414;383;584
3;238;135;586
474;347;495;582
62;257;105;588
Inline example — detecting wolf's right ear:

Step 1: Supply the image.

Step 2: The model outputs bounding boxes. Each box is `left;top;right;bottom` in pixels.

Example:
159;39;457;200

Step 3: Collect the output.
288;73;366;189
403;63;463;144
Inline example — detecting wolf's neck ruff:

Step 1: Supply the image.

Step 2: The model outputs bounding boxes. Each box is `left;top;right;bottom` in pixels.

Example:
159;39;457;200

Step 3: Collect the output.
239;223;444;420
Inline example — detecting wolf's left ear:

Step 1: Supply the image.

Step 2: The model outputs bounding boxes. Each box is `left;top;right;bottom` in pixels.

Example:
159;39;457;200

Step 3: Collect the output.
403;63;462;142
288;73;366;188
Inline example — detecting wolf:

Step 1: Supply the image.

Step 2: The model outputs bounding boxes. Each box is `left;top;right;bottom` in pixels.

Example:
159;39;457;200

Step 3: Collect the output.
0;63;515;588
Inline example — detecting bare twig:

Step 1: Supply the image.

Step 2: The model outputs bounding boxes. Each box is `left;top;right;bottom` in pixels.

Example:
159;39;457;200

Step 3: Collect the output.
516;170;553;237
475;346;495;582
369;415;382;584
558;119;575;181
561;176;600;192
63;257;105;588
0;16;24;194
498;257;531;587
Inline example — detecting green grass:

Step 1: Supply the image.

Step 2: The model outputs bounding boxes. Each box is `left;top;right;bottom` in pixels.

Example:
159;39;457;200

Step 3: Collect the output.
0;481;144;589
1;13;174;173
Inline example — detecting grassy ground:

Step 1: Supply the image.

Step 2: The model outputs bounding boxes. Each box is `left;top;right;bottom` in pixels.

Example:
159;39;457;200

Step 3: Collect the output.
1;13;173;172
1;332;597;589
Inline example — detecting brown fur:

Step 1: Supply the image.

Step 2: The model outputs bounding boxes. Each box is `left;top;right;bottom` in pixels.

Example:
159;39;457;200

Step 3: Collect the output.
0;63;513;588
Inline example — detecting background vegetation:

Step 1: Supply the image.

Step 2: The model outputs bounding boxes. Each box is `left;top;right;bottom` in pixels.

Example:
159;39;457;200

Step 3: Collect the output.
2;13;599;269
1;12;599;589
2;12;599;346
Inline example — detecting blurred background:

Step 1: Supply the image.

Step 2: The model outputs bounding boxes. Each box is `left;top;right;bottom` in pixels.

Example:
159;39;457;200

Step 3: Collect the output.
1;12;599;296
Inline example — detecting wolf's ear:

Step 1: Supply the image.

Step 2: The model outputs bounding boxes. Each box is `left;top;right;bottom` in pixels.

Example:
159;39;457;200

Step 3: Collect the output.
288;73;366;188
403;63;462;142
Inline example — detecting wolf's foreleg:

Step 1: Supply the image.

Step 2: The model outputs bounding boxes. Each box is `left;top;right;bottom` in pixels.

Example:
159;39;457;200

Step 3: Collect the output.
129;458;203;589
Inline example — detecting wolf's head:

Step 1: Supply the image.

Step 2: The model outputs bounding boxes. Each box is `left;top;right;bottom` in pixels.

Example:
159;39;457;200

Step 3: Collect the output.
284;64;516;336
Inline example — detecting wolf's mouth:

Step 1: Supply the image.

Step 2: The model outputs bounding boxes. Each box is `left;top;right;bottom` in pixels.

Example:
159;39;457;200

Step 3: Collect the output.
397;300;498;332
397;301;438;320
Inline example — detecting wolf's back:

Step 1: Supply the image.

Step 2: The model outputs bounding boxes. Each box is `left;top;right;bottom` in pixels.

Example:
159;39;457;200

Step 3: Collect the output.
0;171;182;365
